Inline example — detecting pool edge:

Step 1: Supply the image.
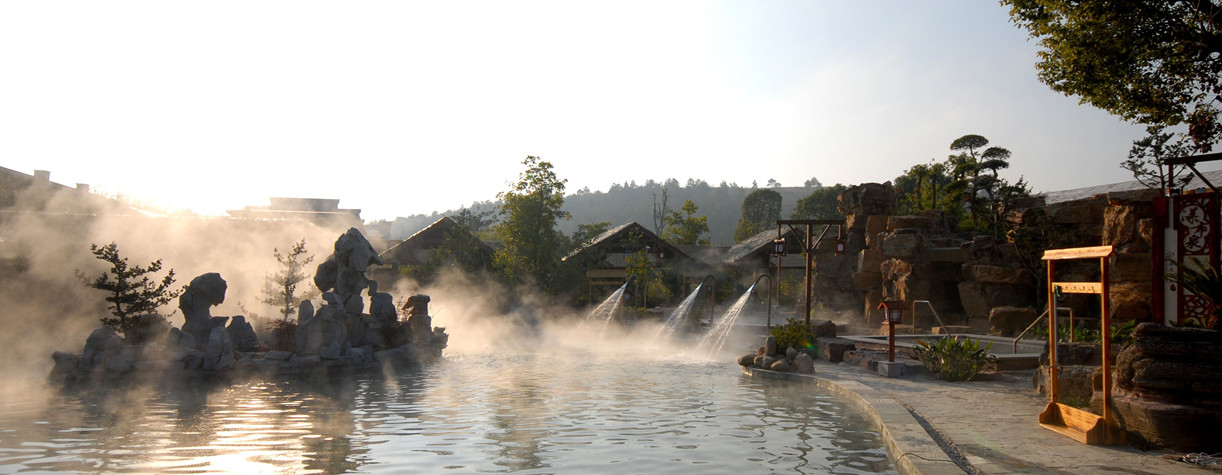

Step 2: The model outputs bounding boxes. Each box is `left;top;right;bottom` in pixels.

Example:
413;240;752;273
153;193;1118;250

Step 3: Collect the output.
743;367;967;475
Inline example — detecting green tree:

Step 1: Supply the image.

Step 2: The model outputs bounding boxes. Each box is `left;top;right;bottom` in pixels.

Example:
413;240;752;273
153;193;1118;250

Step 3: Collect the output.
733;188;782;242
791;183;847;220
1003;0;1222;151
1122;125;1196;191
492;156;570;293
451;207;496;237
894;135;1029;237
259;239;316;320
661;199;712;245
77;242;182;334
622;231;673;308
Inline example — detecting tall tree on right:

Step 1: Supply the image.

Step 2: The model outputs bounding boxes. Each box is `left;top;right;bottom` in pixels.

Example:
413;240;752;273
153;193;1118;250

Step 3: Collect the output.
733;189;782;242
1002;1;1222;152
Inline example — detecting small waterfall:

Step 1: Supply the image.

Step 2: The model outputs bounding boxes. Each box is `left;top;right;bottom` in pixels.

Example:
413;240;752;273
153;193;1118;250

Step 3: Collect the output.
585;283;628;334
656;283;703;341
697;284;756;357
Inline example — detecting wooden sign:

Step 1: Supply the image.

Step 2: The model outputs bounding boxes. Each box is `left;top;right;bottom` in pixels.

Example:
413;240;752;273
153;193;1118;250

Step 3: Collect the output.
1053;282;1103;295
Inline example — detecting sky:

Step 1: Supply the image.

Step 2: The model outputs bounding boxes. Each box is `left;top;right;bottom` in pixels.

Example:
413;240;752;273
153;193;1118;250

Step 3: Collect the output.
0;1;1177;221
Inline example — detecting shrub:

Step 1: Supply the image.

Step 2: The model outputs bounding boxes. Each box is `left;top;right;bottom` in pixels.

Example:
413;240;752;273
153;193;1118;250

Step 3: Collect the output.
770;318;819;352
268;319;297;352
913;336;997;382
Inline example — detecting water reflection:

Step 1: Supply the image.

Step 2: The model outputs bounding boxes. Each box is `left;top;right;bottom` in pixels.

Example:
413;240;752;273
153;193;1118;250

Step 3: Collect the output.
0;354;895;474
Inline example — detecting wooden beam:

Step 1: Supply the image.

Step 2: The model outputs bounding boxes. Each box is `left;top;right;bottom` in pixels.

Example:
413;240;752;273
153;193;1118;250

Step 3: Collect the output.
1042;246;1113;260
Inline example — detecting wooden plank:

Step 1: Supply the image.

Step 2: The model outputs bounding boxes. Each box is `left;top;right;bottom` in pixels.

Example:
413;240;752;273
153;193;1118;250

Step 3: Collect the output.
1042;246;1113;260
1052;282;1104;294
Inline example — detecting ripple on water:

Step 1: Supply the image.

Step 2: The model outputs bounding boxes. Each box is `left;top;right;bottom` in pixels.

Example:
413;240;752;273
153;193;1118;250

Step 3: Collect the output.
0;353;895;474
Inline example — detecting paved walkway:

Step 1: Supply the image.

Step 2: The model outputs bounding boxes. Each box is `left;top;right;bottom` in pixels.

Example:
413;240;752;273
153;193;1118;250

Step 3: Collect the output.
751;361;1218;474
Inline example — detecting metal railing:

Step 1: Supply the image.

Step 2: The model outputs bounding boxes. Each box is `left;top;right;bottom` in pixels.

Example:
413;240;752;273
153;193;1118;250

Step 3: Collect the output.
1012;307;1075;353
910;300;948;334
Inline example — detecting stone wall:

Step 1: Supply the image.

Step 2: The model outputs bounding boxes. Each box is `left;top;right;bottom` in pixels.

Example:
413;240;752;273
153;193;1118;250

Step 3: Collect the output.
828;184;1158;333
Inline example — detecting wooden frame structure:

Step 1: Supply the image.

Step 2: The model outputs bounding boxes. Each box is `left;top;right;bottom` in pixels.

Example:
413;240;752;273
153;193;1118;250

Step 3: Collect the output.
775;219;845;324
1037;245;1126;445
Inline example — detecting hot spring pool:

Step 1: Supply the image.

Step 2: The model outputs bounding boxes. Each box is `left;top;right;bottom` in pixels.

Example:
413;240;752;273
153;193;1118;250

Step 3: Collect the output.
0;350;895;474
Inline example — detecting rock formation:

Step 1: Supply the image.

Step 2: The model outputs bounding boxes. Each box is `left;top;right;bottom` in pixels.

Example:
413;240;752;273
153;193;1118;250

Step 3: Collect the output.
50;228;448;388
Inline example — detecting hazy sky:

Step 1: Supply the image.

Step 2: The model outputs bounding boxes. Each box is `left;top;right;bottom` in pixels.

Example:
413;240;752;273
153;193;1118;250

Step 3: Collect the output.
0;1;1176;221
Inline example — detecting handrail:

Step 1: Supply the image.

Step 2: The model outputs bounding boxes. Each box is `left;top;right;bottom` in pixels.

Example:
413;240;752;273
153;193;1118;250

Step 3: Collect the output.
1012;307;1076;353
910;300;947;335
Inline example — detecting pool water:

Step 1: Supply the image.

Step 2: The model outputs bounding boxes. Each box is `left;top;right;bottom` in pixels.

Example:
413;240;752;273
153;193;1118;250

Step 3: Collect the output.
0;349;895;474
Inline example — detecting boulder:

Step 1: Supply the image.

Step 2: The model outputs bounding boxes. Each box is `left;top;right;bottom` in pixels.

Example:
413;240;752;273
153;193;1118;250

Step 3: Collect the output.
104;345;138;373
770;360;791;372
988;306;1038;337
264;350;292;361
858;248;885;273
370;292;397;324
295;305;349;356
1109;282;1152;323
852;272;881;292
881;233;922;259
764;336;777;356
754;355;777;369
818;337;856;363
792;352;814;374
886;215;936;234
81;326;125;368
812;320;838;338
226;316;259;352
179;273;228;346
298;299;315;324
970;265;1033;286
738;353;757;367
203;326;234;370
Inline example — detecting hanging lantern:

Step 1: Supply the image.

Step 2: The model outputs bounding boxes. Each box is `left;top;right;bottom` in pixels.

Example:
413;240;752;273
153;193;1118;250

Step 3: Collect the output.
772;237;787;257
834;239;847;255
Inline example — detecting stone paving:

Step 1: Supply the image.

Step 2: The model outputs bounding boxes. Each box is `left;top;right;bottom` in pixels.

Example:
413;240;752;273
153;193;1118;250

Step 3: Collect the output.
752;360;1218;474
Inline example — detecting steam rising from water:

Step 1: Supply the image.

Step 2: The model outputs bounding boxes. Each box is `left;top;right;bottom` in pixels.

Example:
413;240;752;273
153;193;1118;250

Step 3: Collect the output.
0;187;743;410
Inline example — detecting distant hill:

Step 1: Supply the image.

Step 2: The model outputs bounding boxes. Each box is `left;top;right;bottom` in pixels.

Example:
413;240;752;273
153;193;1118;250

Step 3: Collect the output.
374;182;826;245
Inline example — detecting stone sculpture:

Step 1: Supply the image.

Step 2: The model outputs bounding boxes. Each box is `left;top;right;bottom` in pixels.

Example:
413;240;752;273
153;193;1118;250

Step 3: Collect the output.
313;227;384;314
179;273;230;348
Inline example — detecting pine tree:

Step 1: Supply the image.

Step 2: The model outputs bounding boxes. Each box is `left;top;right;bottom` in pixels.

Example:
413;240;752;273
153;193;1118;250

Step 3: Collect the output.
77;242;181;333
259;239;316;320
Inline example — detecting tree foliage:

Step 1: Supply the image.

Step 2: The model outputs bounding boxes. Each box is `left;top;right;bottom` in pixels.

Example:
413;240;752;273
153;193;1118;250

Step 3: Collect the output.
259;239;316;320
493;156;570;293
622;231;672;308
1121;125;1197;190
1003;0;1222;151
894;134;1030;237
733;188;783;242
791;184;847;220
77;242;182;334
661;199;711;246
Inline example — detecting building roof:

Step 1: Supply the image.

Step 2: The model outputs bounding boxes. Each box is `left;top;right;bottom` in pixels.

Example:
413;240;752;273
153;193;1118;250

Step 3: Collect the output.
563;222;690;262
1040;169;1222;204
378;216;494;265
721;227;807;265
